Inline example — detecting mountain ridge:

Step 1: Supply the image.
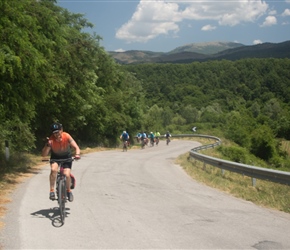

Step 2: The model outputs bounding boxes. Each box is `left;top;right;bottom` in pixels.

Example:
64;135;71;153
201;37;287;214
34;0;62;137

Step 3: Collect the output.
108;40;290;64
168;41;244;55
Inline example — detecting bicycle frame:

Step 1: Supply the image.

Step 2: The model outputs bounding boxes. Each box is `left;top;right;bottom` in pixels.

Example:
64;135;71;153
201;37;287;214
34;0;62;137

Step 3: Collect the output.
57;170;66;224
166;137;171;145
50;158;74;224
141;138;146;149
155;137;160;146
123;140;128;152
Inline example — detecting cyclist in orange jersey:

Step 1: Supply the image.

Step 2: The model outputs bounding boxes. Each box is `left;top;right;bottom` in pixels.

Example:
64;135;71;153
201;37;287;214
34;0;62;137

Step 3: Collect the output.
42;122;80;202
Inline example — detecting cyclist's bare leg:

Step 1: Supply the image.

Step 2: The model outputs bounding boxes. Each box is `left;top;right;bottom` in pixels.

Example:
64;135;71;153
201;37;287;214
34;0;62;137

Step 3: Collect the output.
63;168;71;191
50;162;58;191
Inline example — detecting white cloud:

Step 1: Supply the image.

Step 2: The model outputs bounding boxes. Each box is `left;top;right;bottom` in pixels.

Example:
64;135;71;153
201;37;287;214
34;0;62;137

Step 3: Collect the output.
253;39;263;44
116;0;269;43
282;8;290;16
269;10;277;15
114;48;125;52
201;24;216;31
116;1;181;43
260;16;277;27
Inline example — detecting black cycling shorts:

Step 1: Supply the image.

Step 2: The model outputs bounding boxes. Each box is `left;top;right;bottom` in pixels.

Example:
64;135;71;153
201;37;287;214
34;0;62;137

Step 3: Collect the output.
50;160;72;169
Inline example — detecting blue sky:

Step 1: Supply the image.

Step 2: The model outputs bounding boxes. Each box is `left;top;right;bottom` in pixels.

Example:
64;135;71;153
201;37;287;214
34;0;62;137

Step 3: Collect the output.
57;0;290;52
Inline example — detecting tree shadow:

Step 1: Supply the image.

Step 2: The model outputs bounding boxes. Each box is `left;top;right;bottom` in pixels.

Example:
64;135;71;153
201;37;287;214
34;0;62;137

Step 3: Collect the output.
31;207;70;227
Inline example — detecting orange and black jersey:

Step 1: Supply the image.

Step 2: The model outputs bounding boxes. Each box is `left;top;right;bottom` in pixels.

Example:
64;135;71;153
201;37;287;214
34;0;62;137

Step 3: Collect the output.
49;132;73;159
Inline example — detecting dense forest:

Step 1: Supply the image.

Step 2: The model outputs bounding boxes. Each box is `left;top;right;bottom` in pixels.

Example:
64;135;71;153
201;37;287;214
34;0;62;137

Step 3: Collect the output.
123;59;290;169
0;0;145;153
1;0;290;172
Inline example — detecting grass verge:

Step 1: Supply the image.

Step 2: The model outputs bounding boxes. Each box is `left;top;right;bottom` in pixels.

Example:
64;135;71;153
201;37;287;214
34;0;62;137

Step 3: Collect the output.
176;152;290;213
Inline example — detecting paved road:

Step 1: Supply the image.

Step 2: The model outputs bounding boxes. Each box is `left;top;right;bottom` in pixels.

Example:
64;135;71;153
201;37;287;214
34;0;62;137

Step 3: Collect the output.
1;140;290;249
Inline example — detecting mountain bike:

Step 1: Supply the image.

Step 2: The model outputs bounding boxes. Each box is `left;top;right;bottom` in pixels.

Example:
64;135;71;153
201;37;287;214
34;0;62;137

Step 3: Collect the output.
141;138;146;149
155;137;159;146
166;137;171;145
123;140;128;152
43;158;75;225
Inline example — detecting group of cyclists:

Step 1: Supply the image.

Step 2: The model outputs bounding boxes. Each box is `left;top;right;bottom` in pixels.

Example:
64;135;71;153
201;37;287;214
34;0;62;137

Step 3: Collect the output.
120;130;172;149
137;131;158;147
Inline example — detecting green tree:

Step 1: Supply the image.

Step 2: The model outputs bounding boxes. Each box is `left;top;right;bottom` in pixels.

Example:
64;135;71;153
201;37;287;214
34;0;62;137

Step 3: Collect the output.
180;105;200;123
224;111;251;148
143;104;164;132
250;125;277;161
172;114;186;126
0;0;60;150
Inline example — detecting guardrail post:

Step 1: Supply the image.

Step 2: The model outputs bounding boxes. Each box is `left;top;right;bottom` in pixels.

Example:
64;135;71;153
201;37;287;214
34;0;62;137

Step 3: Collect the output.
203;162;206;170
5;140;10;161
252;178;256;187
221;169;225;176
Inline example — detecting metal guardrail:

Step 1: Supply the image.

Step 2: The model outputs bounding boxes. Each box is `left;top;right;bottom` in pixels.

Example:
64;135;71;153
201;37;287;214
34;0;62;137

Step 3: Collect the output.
172;134;290;186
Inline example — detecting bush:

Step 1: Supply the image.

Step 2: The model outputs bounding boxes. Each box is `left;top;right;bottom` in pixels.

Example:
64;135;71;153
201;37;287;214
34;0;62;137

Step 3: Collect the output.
250;125;276;161
269;155;284;169
217;145;250;164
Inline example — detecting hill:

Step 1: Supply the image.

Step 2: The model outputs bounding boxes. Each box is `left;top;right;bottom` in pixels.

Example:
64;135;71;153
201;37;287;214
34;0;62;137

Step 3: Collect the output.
108;40;290;64
108;50;165;64
168;41;244;55
109;41;241;64
212;40;290;60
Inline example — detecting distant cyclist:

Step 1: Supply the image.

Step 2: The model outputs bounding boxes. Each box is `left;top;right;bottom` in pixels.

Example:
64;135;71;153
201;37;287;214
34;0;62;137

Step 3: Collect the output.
120;130;130;144
143;132;149;146
136;132;142;143
140;131;147;149
165;131;171;145
149;132;155;146
155;131;160;145
42;122;81;202
165;131;171;138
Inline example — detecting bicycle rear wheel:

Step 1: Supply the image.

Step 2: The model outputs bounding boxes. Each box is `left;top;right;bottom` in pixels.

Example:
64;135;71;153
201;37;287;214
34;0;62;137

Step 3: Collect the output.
58;177;66;224
123;141;127;152
156;138;159;146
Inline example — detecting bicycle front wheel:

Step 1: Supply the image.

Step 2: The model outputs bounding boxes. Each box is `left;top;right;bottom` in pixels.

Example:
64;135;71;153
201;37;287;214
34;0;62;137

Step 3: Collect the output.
58;177;66;224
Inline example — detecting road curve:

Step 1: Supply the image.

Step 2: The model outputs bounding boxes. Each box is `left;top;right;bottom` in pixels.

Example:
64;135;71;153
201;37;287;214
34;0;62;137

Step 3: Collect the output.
1;140;290;249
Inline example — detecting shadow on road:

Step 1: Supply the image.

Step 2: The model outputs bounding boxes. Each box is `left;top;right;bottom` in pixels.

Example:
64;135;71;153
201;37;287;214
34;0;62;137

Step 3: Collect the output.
31;207;70;227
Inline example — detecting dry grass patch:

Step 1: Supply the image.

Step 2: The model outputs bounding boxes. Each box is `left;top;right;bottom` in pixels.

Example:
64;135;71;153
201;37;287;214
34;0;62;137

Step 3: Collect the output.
0;161;44;230
0;194;10;229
